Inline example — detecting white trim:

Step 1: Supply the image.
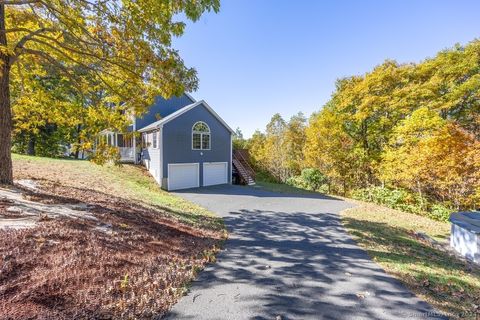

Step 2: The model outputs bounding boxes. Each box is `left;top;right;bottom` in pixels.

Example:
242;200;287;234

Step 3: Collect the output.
99;129;114;135
230;133;233;184
133;113;138;164
203;162;228;186
200;100;235;133
152;130;159;149
138;100;234;134
159;127;163;184
192;121;211;151
167;163;200;191
133;134;138;164
192;121;210;132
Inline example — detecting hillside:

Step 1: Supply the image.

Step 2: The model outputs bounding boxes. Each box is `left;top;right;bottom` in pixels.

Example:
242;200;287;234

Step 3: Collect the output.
0;154;225;319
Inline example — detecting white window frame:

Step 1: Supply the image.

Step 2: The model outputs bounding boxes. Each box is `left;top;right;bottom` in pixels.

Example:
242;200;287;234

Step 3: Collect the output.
192;121;211;151
152;130;158;149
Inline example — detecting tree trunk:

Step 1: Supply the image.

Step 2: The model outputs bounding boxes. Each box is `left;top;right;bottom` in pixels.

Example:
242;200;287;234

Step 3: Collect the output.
27;135;36;155
74;124;82;159
0;4;13;185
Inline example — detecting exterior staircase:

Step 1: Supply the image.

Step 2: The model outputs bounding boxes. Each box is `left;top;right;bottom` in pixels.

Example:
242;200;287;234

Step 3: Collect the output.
232;150;256;185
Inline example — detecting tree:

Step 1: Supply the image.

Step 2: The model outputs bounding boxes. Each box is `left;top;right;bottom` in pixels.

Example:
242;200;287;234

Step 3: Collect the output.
0;0;220;184
381;107;480;209
415;42;480;137
264;113;288;181
283;112;306;176
331;61;415;184
247;39;480;209
10;57;131;158
12;58;79;156
232;127;247;150
304;106;368;195
247;129;267;170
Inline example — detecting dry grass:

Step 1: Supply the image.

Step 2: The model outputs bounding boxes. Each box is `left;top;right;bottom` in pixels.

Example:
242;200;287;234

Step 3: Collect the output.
12;154;223;231
0;154;225;319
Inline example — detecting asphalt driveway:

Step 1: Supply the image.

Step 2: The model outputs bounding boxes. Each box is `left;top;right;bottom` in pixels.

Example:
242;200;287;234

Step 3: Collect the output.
166;185;446;320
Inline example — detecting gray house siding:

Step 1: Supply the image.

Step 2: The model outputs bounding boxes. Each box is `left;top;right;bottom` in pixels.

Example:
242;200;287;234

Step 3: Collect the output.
161;103;232;189
135;94;194;131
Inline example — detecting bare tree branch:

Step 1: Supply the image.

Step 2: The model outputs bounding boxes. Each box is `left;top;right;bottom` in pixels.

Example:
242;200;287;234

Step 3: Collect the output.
13;27;56;51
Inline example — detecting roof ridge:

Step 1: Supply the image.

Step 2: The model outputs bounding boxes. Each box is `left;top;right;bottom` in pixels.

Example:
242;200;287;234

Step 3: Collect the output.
138;100;233;134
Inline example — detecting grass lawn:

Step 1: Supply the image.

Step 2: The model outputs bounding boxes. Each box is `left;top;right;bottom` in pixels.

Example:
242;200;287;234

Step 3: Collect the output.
255;177;320;195
257;178;480;319
342;202;480;319
12;153;224;231
1;154;226;319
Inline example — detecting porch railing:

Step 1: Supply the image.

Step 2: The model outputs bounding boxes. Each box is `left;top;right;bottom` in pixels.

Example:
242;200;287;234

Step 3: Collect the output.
119;147;135;161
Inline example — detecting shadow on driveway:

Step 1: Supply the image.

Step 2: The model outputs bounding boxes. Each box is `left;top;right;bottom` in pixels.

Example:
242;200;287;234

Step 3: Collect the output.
166;185;447;320
174;183;341;200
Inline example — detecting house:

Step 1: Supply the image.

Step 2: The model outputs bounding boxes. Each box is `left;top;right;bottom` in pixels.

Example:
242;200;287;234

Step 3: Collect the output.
98;94;255;191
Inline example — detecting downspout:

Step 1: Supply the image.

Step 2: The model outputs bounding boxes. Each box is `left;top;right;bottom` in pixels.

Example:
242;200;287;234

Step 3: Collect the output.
230;132;233;184
159;125;163;187
133;116;138;164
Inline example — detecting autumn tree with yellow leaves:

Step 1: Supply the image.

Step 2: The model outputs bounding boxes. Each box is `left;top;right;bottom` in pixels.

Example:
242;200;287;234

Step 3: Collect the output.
0;0;219;184
249;39;480;213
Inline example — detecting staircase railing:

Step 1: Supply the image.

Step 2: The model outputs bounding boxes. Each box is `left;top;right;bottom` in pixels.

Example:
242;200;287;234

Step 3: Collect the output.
233;150;256;184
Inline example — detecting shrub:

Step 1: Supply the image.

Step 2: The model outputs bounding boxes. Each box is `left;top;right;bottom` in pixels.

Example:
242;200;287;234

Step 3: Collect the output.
300;168;328;191
428;204;452;222
90;142;121;165
286;175;307;189
286;168;329;193
256;170;279;183
351;186;422;214
352;186;452;222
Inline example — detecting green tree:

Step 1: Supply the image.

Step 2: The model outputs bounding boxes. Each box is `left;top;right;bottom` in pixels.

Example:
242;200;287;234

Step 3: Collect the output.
264;113;288;181
0;0;220;184
248;38;480;210
247;129;267;170
284;112;306;176
304;106;368;195
331;61;415;184
232;127;247;150
11;57;131;158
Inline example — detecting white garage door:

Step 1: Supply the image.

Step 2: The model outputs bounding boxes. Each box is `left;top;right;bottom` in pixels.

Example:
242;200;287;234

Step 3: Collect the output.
203;162;228;187
168;163;199;191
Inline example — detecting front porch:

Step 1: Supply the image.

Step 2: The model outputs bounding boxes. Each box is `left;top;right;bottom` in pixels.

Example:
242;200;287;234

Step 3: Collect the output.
98;131;137;163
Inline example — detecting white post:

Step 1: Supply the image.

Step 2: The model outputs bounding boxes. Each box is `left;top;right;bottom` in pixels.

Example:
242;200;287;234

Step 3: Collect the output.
133;134;137;164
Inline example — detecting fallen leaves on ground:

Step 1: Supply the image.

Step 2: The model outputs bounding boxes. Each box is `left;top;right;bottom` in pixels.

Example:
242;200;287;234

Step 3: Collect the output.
0;182;224;319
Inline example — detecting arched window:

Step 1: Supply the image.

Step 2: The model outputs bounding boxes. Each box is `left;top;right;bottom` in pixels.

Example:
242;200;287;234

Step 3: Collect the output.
192;121;211;150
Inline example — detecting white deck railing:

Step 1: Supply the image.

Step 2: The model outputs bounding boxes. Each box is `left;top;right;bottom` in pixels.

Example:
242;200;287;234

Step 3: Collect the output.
119;147;135;161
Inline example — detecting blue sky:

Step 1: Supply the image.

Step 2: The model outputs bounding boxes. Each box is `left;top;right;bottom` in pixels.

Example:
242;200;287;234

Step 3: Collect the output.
173;0;480;138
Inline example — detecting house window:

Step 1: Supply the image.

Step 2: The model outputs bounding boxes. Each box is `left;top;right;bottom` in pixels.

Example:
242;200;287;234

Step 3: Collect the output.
152;131;158;149
142;132;151;148
142;132;147;148
192;121;210;150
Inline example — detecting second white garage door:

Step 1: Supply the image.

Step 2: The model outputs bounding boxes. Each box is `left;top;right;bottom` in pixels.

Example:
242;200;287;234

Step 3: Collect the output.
203;162;228;186
168;163;199;191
